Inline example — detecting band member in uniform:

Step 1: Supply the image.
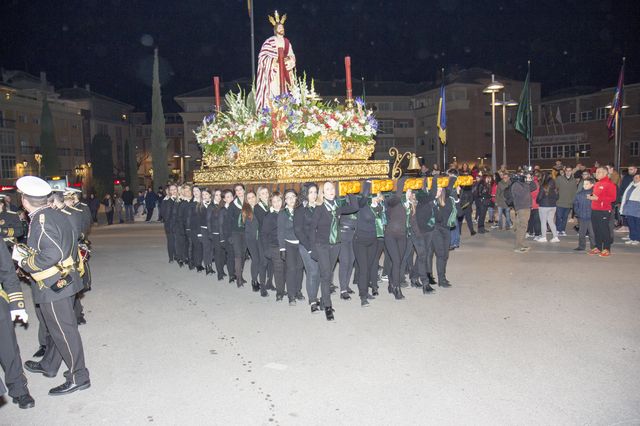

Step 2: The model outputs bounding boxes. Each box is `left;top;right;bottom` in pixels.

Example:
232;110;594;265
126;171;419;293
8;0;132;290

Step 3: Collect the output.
14;176;90;396
243;191;262;292
278;189;304;305
308;182;358;321
160;184;179;263
294;183;320;312
0;233;34;408
0;195;25;242
259;192;284;299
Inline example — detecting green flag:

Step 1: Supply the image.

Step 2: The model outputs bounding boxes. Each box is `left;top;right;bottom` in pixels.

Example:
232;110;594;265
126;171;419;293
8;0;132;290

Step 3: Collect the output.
515;67;532;142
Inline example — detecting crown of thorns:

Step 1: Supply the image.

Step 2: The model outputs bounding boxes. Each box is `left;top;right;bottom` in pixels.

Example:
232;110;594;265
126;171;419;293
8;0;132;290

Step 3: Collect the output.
268;10;287;27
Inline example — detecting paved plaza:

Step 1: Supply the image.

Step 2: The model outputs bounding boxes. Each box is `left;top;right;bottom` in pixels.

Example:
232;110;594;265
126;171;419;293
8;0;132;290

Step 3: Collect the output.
3;222;639;425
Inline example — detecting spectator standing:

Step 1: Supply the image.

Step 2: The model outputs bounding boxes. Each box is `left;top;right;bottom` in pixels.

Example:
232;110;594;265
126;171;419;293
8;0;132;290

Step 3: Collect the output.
156;187;165;222
588;168;617;256
135;190;145;216
121;185;135;222
102;193;114;225
495;172;513;230
573;178;596;251
144;187;159;222
555;166;578;236
511;173;536;253
88;193;100;224
536;174;560;242
527;174;542;239
114;193;125;224
620;173;640;245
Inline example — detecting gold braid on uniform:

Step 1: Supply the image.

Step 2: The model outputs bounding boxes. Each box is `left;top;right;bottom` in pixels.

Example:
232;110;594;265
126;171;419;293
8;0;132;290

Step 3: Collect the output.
7;292;25;309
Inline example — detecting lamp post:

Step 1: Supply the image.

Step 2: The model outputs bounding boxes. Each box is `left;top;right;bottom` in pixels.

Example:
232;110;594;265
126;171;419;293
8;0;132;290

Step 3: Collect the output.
34;151;43;177
483;74;504;172
493;93;518;169
605;102;630;171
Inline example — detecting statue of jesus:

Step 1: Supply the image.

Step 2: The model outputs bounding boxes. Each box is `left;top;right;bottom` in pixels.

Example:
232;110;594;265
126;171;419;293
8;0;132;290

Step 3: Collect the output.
255;11;296;111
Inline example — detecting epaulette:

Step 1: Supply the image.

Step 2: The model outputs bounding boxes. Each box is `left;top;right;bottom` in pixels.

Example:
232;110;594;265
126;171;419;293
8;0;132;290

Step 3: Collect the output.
60;210;72;216
6;210;18;215
68;205;82;212
79;202;88;207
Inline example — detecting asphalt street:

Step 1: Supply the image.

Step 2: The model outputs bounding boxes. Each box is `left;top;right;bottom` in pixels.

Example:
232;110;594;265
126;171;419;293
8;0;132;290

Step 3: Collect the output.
2;222;639;425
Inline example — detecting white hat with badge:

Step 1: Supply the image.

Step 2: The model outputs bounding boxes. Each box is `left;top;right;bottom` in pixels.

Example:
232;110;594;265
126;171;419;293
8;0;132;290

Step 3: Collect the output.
64;186;82;194
16;176;53;197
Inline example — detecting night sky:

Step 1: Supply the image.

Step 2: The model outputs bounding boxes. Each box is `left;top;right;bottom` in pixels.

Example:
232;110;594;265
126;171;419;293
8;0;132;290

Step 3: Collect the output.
2;0;638;112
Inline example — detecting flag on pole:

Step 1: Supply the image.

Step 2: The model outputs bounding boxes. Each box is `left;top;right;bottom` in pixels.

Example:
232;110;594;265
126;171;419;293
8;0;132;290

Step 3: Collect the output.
606;60;625;140
437;82;447;145
515;66;532;143
247;0;252;17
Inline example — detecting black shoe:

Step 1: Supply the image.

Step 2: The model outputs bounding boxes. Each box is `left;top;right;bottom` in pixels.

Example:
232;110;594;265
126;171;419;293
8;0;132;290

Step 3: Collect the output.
24;361;56;378
310;302;321;314
372;287;379;296
296;293;305;301
325;307;335;321
422;283;435;294
387;285;393;294
168;259;174;264
48;380;91;396
229;277;236;284
267;283;276;291
340;292;351;300
346;287;355;294
217;274;225;281
276;294;283;301
188;264;195;271
410;278;422;288
77;316;87;325
438;279;451;288
573;225;580;233
12;393;35;409
252;280;260;292
177;260;184;268
394;287;405;300
470;230;477;236
260;289;269;297
574;247;584;251
427;273;437;285
237;280;244;288
367;294;376;300
288;299;296;306
478;228;486;234
196;266;204;273
33;346;46;358
361;298;370;307
330;284;337;294
399;279;408;288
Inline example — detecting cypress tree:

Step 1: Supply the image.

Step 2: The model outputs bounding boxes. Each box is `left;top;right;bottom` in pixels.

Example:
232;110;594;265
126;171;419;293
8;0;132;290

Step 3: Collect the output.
150;48;169;189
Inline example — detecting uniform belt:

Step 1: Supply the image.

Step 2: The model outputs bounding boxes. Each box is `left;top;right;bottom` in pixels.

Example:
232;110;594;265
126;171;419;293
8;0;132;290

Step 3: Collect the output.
30;256;75;281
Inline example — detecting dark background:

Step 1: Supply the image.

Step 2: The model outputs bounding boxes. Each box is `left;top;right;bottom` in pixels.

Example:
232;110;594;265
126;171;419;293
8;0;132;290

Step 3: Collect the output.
2;0;638;112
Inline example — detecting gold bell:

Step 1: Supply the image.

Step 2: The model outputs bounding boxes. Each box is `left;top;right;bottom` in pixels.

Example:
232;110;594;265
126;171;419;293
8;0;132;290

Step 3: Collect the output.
407;153;420;171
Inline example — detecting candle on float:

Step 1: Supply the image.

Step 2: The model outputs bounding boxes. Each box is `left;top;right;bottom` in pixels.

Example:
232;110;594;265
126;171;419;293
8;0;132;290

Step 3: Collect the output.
213;76;221;112
345;56;353;102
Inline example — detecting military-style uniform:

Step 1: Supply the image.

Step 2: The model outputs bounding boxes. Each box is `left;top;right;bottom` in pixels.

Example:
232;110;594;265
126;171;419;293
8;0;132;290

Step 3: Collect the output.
0;209;25;242
19;206;90;385
73;200;92;239
0;239;30;400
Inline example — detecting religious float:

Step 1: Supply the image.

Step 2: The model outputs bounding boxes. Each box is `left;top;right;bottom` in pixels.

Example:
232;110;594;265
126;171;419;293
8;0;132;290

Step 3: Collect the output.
193;11;389;187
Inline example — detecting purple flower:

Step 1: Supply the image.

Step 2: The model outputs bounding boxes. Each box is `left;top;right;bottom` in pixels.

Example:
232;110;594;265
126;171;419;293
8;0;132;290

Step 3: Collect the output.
205;113;216;124
355;97;365;107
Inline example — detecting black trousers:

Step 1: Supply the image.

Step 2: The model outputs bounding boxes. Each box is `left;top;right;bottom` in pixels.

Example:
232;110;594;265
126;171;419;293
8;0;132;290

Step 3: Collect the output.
353;235;378;299
211;234;226;278
266;247;286;296
477;202;489;230
315;243;340;308
165;228;176;261
338;229;355;292
374;239;384;287
384;232;407;288
223;240;236;280
299;244;319;303
38;296;90;384
175;231;188;262
400;237;415;279
231;232;246;282
423;231;434;276
431;226;451;282
408;232;429;283
246;236;261;282
145;206;154;221
285;241;303;301
527;209;541;236
591;210;613;250
0;301;29;398
458;207;475;234
191;235;204;267
106;211;114;225
202;234;213;267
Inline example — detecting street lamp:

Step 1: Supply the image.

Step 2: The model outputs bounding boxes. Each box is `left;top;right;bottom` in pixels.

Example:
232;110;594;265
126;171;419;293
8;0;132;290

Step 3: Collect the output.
605;102;630;171
34;150;43;177
483;74;504;172
493;93;518;169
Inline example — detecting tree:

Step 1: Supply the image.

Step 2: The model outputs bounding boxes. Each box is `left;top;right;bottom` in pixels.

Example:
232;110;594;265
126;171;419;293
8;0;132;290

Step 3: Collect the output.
150;48;169;189
91;133;114;198
39;97;60;176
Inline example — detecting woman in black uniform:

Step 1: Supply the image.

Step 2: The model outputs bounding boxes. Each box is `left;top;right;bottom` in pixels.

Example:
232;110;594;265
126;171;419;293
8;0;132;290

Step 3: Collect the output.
208;189;227;280
259;192;285;300
254;187;271;295
383;177;409;300
188;187;205;272
278;189;304;305
243;191;263;293
294;183;320;313
200;189;215;275
431;176;459;287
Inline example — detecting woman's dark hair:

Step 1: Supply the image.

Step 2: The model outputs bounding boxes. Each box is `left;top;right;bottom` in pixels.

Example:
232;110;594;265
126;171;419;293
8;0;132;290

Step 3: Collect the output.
242;191;256;222
299;182;318;204
221;189;233;199
283;189;300;209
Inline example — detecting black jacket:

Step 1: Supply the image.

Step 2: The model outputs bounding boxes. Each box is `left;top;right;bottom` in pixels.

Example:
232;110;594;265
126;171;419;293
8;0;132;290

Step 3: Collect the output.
259;211;280;256
384;176;409;237
309;196;358;249
293;204;316;250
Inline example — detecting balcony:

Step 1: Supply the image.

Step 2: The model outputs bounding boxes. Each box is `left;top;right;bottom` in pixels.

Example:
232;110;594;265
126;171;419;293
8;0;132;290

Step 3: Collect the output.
0;119;16;129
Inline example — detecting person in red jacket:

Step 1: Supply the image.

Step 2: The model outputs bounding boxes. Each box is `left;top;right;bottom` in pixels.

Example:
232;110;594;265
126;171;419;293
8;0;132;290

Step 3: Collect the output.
588;167;617;256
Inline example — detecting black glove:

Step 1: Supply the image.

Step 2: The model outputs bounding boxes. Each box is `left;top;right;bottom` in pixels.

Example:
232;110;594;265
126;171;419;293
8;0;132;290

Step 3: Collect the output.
280;250;286;261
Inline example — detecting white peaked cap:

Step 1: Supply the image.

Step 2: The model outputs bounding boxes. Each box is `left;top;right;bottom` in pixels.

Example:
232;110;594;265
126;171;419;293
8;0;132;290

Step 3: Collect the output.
16;176;53;197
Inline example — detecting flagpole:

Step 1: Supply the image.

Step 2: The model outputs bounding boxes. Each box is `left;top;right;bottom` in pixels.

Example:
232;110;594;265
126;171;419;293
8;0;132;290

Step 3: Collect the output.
250;0;256;82
527;61;532;168
441;67;446;170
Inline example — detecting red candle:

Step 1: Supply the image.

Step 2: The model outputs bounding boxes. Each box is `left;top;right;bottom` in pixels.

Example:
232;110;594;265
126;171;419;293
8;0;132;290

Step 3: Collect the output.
345;56;353;101
213;76;221;112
